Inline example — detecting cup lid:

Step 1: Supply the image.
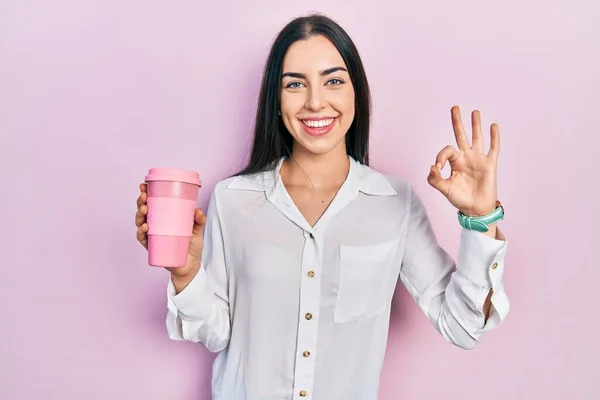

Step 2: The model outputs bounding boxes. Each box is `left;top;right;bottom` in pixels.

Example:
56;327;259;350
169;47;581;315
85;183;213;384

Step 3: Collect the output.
145;168;201;186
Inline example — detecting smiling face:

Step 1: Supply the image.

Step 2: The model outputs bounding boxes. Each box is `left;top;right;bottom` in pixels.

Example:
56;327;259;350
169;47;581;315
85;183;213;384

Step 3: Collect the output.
280;35;356;157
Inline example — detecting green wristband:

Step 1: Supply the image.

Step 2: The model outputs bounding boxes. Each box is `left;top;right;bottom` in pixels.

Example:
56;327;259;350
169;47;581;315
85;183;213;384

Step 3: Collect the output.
457;201;504;232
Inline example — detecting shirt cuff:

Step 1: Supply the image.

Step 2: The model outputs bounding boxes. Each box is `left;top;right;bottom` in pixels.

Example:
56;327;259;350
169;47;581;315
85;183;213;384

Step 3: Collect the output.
166;265;214;321
456;226;507;289
481;282;510;331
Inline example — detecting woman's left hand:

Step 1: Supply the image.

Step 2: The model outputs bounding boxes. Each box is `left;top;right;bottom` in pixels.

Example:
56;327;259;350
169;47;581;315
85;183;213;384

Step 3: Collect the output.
427;106;500;217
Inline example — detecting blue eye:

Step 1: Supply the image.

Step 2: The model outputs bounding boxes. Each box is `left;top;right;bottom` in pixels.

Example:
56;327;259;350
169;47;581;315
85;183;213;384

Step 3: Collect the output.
286;82;304;89
327;79;344;85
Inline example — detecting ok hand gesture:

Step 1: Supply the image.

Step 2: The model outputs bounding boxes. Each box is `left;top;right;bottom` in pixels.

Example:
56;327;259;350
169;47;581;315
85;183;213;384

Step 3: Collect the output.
427;106;500;217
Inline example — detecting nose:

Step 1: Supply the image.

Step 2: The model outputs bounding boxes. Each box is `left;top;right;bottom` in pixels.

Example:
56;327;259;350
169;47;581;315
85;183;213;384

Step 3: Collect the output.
305;86;325;111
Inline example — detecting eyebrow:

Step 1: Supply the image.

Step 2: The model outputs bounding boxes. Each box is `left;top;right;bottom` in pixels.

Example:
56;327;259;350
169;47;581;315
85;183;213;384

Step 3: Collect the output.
281;66;348;79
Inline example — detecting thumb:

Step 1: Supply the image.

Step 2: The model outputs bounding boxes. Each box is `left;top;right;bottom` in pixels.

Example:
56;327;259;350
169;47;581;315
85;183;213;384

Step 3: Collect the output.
427;165;450;195
192;208;207;237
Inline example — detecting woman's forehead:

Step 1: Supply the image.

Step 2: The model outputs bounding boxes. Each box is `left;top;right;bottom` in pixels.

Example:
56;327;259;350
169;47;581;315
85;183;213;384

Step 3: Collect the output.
282;36;347;73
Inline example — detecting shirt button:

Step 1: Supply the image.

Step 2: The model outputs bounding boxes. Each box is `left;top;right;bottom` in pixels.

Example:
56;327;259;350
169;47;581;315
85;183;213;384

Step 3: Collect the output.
491;262;498;270
299;390;307;397
305;313;312;320
309;233;314;239
303;350;310;358
307;271;315;278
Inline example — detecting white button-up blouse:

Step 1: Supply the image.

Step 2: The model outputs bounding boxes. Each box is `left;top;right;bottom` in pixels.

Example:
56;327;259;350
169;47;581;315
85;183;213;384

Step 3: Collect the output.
165;156;509;400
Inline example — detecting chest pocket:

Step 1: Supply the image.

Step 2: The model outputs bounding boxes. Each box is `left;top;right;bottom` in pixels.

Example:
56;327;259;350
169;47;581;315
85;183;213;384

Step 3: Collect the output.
334;237;400;323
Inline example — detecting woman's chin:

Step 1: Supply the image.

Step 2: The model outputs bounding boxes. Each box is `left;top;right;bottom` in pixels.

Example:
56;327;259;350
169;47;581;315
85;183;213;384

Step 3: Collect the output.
294;134;346;156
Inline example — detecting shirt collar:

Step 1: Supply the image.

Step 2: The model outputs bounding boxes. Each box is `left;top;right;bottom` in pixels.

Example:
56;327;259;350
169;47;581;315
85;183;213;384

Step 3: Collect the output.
226;155;397;197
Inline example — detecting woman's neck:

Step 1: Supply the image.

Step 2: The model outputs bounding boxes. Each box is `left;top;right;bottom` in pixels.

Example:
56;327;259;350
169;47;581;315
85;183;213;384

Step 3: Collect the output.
281;145;350;190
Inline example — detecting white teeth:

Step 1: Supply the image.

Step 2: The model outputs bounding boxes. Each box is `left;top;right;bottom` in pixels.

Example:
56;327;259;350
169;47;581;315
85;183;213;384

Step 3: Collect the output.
303;118;334;128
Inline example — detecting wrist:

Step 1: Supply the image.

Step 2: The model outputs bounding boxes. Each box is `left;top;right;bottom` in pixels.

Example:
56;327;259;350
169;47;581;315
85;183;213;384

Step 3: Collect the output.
459;201;498;217
457;200;504;233
171;259;201;293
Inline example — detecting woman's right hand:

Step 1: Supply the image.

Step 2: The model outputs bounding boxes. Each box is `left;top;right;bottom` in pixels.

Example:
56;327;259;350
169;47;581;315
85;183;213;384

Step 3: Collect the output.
135;183;207;282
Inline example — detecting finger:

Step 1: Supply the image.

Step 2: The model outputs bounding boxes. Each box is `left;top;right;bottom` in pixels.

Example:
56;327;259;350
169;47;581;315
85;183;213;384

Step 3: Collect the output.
135;204;147;227
136;191;147;209
488;123;500;161
427;165;451;195
451;105;470;151
136;223;148;246
139;183;147;193
192;209;207;237
471;110;484;153
435;145;461;171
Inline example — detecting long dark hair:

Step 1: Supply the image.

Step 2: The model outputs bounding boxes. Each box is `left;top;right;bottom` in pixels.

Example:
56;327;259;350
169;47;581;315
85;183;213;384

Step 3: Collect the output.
235;13;372;176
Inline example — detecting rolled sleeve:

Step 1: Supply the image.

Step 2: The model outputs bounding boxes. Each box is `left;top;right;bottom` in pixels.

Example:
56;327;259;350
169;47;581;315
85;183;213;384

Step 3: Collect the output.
457;226;507;288
167;266;215;322
400;183;510;349
164;185;231;353
455;226;510;330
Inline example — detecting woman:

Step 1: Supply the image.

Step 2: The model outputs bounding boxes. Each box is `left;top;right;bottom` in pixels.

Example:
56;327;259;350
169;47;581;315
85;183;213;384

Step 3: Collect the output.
135;13;508;400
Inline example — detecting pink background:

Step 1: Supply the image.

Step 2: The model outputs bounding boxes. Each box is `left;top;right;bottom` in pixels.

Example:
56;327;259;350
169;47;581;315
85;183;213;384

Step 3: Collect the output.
1;0;598;399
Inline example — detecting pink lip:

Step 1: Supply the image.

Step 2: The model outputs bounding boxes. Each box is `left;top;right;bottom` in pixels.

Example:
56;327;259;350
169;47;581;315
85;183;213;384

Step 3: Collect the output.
300;117;338;137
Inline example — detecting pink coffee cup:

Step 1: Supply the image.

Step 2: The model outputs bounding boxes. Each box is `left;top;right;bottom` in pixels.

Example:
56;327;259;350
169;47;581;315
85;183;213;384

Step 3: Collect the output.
144;168;201;268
